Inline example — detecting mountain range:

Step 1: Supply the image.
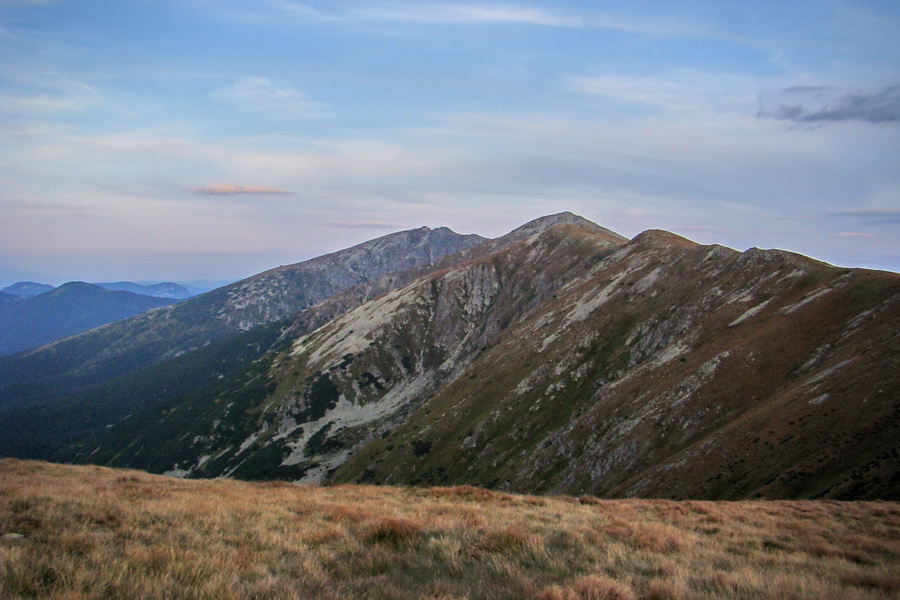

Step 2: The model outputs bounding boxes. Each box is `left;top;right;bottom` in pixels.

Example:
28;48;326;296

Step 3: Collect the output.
0;213;896;500
0;226;485;457
92;281;194;299
0;282;180;356
1;280;194;300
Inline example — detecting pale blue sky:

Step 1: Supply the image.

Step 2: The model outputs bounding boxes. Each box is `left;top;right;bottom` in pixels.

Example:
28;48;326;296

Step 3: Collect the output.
1;0;898;285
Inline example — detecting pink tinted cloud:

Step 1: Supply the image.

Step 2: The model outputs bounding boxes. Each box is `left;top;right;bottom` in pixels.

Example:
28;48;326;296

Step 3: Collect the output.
194;184;293;196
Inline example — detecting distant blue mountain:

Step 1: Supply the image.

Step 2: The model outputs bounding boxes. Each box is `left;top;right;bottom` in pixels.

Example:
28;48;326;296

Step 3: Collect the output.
1;281;55;297
94;281;193;300
0;282;178;356
0;291;19;305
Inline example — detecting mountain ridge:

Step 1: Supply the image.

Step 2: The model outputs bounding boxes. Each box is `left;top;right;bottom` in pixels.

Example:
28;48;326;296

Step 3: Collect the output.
74;217;899;499
93;281;193;299
0;213;896;499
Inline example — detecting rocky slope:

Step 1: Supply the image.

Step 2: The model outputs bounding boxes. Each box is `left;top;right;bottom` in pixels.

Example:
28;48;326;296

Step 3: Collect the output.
83;216;899;499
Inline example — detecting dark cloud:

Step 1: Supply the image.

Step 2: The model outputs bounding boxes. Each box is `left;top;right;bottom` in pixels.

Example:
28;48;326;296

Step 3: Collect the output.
759;84;900;124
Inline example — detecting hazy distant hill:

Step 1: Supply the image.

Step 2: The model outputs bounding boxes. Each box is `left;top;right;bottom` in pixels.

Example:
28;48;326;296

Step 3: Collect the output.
0;291;18;305
2;281;196;300
94;281;193;299
0;282;178;356
1;281;55;297
81;214;898;500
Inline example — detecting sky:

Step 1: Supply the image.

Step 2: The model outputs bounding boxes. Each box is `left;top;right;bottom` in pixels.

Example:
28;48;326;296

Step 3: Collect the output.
1;0;898;287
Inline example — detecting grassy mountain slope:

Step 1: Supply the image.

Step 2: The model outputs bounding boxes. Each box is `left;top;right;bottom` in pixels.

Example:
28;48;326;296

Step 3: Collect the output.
0;282;178;356
2;459;898;600
85;218;899;500
333;229;899;499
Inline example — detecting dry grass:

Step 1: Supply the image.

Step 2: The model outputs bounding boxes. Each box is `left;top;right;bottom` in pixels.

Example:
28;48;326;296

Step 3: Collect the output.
1;460;898;600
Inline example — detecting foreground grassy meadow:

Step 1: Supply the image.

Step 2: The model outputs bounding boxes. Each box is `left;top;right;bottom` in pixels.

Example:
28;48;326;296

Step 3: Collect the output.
1;460;897;600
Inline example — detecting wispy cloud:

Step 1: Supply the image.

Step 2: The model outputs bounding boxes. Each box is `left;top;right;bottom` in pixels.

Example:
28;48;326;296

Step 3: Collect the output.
565;71;757;117
824;208;900;226
567;75;681;108
826;208;900;218
674;225;726;233
194;184;293;196
355;3;582;27
211;77;326;119
0;78;106;116
759;84;900;125
330;221;405;229
220;2;714;37
0;0;60;5
833;232;876;238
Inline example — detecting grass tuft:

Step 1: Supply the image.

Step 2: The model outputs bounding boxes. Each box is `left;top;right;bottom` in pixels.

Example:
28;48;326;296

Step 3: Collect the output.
365;517;423;547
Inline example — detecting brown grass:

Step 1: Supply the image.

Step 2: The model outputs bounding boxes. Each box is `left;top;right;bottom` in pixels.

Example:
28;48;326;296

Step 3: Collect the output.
1;459;898;599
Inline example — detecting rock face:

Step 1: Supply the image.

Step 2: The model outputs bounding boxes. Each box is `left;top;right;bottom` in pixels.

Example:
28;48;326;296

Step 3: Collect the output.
207;226;485;331
85;215;900;500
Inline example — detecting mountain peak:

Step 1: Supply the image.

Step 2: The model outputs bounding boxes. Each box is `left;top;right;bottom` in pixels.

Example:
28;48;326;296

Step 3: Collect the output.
630;229;698;248
1;281;55;298
51;281;102;295
499;212;628;244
